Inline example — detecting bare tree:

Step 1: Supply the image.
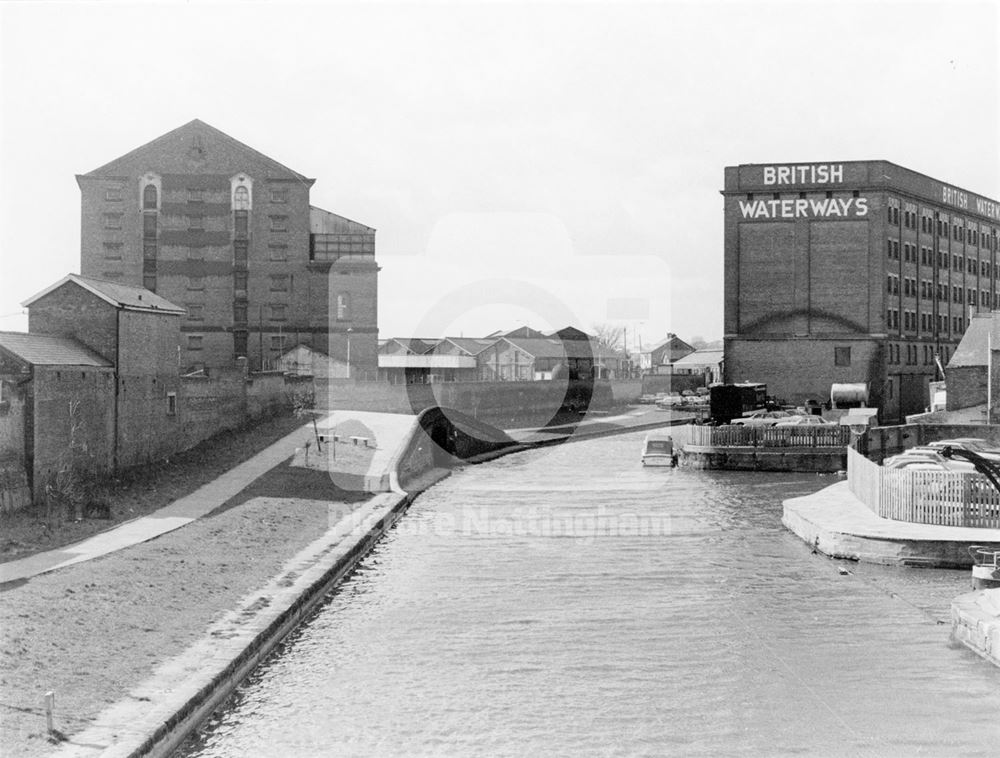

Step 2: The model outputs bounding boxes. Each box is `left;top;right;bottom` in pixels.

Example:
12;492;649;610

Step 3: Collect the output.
592;324;626;352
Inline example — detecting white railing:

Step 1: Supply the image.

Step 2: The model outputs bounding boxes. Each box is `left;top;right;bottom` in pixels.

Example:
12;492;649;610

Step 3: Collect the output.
847;447;1000;529
676;424;852;448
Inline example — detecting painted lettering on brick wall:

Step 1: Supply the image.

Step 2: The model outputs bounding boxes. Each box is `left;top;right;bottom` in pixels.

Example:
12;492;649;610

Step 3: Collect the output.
763;164;844;185
738;197;869;219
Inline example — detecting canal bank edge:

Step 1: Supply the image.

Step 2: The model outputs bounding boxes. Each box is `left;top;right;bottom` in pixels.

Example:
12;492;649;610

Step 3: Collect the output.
951;588;1000;668
55;410;680;757
782;481;1000;568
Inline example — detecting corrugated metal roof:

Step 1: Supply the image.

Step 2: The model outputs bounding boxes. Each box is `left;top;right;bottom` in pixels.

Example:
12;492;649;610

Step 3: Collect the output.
23;274;185;314
0;331;112;367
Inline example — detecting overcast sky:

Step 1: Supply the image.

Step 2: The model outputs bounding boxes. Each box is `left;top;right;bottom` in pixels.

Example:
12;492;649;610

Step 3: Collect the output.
1;0;997;348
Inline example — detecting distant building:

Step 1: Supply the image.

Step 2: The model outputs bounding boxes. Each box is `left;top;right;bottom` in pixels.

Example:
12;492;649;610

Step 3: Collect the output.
275;344;348;378
639;334;695;374
723;160;1000;421
671;348;724;385
77;119;378;375
945;312;1000;419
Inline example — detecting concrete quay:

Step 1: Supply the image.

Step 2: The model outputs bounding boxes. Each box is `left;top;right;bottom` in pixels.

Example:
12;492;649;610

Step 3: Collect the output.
681;444;846;472
951;588;1000;668
782;480;1000;568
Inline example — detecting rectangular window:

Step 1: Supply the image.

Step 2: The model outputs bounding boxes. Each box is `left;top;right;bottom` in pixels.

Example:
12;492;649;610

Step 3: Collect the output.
143;241;157;260
234;239;248;264
270;335;285;352
269;215;288;232
234;271;248;293
167;392;177;416
104;213;123;229
834;347;851;366
187;276;204;291
269;188;288;203
189;214;204;231
269;304;286;321
188;189;204;203
234;330;248;358
186;304;204;321
187;335;204;351
269;274;289;292
143;273;157;291
234;210;248;238
143;213;157;238
233;303;248;323
103;242;123;259
268;244;288;261
105;187;123;202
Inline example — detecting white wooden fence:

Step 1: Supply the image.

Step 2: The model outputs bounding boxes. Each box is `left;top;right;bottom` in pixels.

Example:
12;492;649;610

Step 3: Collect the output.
847;447;1000;528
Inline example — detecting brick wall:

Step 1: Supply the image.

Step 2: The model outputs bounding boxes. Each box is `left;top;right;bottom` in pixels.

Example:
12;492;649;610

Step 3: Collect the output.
946;365;987;411
28;284;118;363
30;366;115;502
0;384;31;513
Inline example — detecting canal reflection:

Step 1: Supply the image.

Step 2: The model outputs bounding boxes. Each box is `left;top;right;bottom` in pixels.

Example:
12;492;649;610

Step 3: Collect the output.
178;431;1000;758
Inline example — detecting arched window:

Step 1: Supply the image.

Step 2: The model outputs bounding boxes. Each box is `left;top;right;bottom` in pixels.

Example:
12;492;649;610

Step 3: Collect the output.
143;184;158;210
233;186;250;210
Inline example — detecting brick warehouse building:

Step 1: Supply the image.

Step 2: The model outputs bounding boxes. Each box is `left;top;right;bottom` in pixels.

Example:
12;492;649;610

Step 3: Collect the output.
77;119;378;374
722;161;1000;422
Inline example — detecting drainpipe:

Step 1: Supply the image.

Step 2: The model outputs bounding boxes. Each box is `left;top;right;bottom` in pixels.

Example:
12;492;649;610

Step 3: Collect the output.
113;308;120;471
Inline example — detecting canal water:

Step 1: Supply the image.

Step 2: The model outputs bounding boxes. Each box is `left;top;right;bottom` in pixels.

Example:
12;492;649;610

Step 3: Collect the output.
178;431;1000;757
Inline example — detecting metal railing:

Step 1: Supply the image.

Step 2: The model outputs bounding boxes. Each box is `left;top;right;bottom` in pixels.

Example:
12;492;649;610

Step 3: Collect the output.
847;447;1000;528
680;424;852;448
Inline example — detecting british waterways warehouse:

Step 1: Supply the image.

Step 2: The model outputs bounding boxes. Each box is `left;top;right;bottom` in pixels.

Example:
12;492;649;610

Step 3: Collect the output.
722;161;1000;423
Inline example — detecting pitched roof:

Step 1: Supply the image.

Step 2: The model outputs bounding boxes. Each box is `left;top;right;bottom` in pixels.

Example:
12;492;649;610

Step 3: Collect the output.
642;334;694;354
0;331;112;367
80;119;312;183
438;337;495;355
22;275;185;315
673;348;724;367
949;314;1000;368
379;338;439;355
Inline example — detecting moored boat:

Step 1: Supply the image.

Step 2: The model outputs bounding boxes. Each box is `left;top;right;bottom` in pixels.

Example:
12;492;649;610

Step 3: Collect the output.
641;433;677;467
969;546;1000;590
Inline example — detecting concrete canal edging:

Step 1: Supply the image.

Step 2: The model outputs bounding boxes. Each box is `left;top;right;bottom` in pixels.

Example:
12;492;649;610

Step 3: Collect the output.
951;588;1000;668
52;483;442;758
783;481;1000;568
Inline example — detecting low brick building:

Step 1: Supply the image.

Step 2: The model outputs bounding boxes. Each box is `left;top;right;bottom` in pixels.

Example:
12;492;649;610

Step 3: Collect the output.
0;331;115;502
23;274;185;468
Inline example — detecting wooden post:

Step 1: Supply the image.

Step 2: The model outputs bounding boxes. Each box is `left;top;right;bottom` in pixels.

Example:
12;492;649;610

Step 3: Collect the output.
44;691;54;734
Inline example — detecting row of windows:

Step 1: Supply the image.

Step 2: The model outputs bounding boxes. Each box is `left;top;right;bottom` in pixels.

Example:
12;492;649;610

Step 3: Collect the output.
887;308;972;334
887;275;998;306
182;297;355;323
895;208;999;250
104;212;291;234
886;343;949;366
105;185;290;206
890;239;1000;279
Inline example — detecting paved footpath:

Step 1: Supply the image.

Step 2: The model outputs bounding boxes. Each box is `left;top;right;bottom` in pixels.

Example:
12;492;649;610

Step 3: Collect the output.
0;420;323;584
0;406;685;585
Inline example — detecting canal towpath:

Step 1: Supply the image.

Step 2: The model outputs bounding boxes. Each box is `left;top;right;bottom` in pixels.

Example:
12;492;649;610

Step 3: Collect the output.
0;406;685;585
